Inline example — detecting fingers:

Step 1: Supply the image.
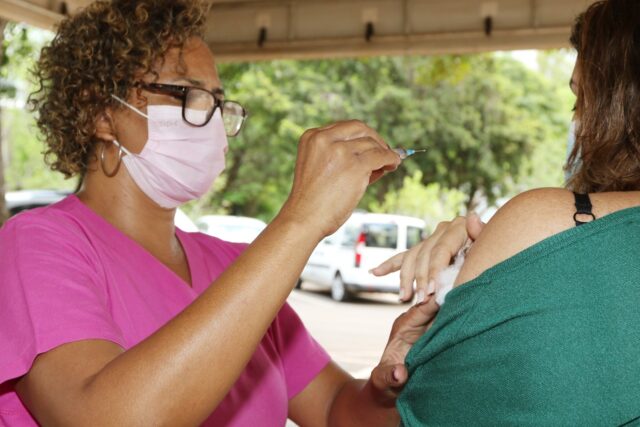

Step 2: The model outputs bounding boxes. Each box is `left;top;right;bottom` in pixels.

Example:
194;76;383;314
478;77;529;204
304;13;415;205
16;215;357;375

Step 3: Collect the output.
369;169;386;185
371;298;442;399
410;224;448;302
371;300;440;396
300;121;400;184
325;120;390;149
425;217;468;289
398;245;420;302
375;213;481;309
466;212;486;240
374;215;479;306
325;136;400;180
355;142;401;174
306;120;389;150
372;221;454;304
287;120;401;240
370;252;405;276
395;297;440;333
370;363;408;395
393;364;409;385
370;251;421;303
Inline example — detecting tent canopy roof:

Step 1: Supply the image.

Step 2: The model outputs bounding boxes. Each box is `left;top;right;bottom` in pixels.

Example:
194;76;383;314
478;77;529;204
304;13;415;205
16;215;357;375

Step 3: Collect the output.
1;0;594;61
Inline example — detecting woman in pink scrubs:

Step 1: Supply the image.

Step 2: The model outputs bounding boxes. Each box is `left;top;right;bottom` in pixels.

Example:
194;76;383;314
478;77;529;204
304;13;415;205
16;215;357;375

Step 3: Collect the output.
0;0;437;426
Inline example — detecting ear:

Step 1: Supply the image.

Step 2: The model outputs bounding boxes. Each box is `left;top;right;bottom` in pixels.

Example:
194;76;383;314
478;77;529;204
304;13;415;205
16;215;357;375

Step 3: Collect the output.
130;86;148;109
95;110;116;142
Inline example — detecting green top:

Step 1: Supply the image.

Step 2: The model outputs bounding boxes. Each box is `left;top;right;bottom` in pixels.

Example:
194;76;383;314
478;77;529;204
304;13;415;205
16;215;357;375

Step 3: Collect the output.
398;206;640;426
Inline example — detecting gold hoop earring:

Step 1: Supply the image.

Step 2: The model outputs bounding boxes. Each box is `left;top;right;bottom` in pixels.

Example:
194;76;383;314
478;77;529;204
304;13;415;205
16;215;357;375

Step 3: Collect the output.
100;142;123;178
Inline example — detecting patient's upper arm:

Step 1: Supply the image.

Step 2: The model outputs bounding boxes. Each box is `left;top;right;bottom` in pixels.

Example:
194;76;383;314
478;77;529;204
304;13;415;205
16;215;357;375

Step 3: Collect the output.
454;188;576;286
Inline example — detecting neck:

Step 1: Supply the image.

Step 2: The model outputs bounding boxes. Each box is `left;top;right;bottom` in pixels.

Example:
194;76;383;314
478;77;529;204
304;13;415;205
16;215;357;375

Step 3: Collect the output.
77;166;177;252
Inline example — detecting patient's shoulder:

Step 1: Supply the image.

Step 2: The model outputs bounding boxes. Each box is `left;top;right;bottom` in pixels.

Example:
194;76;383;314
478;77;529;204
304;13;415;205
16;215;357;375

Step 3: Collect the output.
455;189;640;286
454;188;576;285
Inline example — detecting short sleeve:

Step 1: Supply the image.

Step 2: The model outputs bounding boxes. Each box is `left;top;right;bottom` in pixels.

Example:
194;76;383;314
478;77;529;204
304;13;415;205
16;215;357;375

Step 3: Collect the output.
270;303;331;399
0;212;125;386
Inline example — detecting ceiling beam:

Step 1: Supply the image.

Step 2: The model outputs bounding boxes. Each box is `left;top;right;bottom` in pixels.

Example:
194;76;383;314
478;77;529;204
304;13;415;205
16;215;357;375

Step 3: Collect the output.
1;0;587;62
210;26;572;63
0;0;63;30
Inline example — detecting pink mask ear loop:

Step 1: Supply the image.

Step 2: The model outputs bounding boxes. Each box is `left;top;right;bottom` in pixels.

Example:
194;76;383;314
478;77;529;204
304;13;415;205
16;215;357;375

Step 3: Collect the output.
111;94;149;119
112;139;132;156
109;94;145;157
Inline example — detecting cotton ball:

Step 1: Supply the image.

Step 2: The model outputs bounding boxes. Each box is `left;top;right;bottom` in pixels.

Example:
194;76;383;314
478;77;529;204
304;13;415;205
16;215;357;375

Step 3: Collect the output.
434;244;470;306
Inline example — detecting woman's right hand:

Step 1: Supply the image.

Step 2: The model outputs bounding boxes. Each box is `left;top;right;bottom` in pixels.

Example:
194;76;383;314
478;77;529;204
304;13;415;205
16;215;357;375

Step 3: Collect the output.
371;214;486;303
281;120;401;239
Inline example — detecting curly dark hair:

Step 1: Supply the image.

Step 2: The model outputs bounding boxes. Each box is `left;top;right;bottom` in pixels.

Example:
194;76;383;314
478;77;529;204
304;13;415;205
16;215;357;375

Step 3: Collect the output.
29;0;209;178
566;0;640;193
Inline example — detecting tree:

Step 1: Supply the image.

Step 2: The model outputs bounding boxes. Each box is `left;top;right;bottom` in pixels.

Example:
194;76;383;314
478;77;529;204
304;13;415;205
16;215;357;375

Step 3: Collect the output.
2;22;571;223
185;53;569;221
368;171;467;233
339;54;567;210
1;22;65;216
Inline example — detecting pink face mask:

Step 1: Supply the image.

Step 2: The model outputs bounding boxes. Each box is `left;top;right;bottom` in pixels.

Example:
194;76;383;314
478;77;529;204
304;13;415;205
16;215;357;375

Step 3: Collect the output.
111;95;228;209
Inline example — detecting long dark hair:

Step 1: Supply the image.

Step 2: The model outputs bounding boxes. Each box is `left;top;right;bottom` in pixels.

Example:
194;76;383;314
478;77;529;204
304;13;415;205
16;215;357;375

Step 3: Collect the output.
567;0;640;193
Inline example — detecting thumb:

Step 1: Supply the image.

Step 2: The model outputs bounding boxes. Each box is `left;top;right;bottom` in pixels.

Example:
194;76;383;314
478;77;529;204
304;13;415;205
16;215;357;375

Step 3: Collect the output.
371;363;408;391
403;298;440;328
466;212;485;241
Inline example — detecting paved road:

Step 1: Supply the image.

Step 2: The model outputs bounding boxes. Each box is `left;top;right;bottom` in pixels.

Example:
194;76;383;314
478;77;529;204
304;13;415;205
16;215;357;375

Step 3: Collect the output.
287;282;408;378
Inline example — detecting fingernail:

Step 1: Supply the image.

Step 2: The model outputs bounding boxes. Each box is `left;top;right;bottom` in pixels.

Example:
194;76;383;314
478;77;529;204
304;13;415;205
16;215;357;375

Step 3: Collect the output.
415;289;426;305
392;367;400;382
399;288;406;301
368;268;374;274
427;279;436;295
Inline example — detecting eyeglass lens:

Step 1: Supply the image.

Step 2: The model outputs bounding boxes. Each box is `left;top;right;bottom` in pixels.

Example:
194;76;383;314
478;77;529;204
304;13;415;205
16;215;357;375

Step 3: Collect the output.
184;87;246;136
184;88;215;126
222;102;246;137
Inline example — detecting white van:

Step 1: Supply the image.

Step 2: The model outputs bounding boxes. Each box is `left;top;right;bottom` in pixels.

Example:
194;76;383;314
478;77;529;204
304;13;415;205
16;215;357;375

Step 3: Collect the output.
300;213;425;301
196;215;267;243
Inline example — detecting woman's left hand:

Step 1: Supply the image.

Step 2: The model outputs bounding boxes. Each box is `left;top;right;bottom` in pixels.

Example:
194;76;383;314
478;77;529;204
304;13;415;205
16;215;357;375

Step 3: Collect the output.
370;299;440;398
292;299;440;426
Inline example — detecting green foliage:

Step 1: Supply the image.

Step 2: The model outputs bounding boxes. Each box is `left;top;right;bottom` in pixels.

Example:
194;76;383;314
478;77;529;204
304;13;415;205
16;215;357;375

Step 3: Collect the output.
1;22;39;99
402;55;567;206
368;171;467;233
1;24;69;192
184;52;571;221
515;50;576;190
2;21;573;222
3;108;73;190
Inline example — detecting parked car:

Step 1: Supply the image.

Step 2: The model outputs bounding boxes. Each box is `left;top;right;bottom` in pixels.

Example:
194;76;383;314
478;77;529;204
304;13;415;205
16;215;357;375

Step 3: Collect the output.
196;215;267;243
5;189;70;216
4;189;198;231
174;208;199;232
300;212;425;302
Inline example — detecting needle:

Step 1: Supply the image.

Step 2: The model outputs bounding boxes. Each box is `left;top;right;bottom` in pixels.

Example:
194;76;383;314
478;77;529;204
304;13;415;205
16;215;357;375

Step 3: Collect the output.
392;148;427;160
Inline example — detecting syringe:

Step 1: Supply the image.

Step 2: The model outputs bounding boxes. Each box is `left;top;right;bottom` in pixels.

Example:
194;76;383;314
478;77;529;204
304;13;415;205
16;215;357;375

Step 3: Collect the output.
393;148;427;160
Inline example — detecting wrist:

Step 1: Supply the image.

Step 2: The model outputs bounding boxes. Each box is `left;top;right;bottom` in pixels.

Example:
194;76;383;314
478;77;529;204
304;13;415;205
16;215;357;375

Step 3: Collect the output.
364;378;398;408
273;201;327;244
329;379;399;427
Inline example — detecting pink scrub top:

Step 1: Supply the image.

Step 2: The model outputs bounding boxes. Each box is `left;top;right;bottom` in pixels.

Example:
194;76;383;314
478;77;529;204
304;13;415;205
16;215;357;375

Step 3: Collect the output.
0;196;330;426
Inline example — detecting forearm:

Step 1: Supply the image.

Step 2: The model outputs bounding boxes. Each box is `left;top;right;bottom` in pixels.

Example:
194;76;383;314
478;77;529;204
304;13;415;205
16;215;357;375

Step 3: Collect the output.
328;379;399;427
82;213;324;426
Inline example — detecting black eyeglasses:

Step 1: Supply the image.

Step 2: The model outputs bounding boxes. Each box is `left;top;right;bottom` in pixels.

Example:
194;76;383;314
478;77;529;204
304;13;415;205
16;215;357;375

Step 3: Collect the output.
136;82;248;137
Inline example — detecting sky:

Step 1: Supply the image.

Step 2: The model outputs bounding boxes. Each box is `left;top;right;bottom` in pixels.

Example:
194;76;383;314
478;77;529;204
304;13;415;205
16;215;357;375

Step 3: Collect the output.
510;49;539;70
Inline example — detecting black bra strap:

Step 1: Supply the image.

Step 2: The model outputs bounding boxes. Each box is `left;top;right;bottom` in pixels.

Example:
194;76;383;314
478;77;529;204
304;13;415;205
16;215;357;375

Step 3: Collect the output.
573;192;596;226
